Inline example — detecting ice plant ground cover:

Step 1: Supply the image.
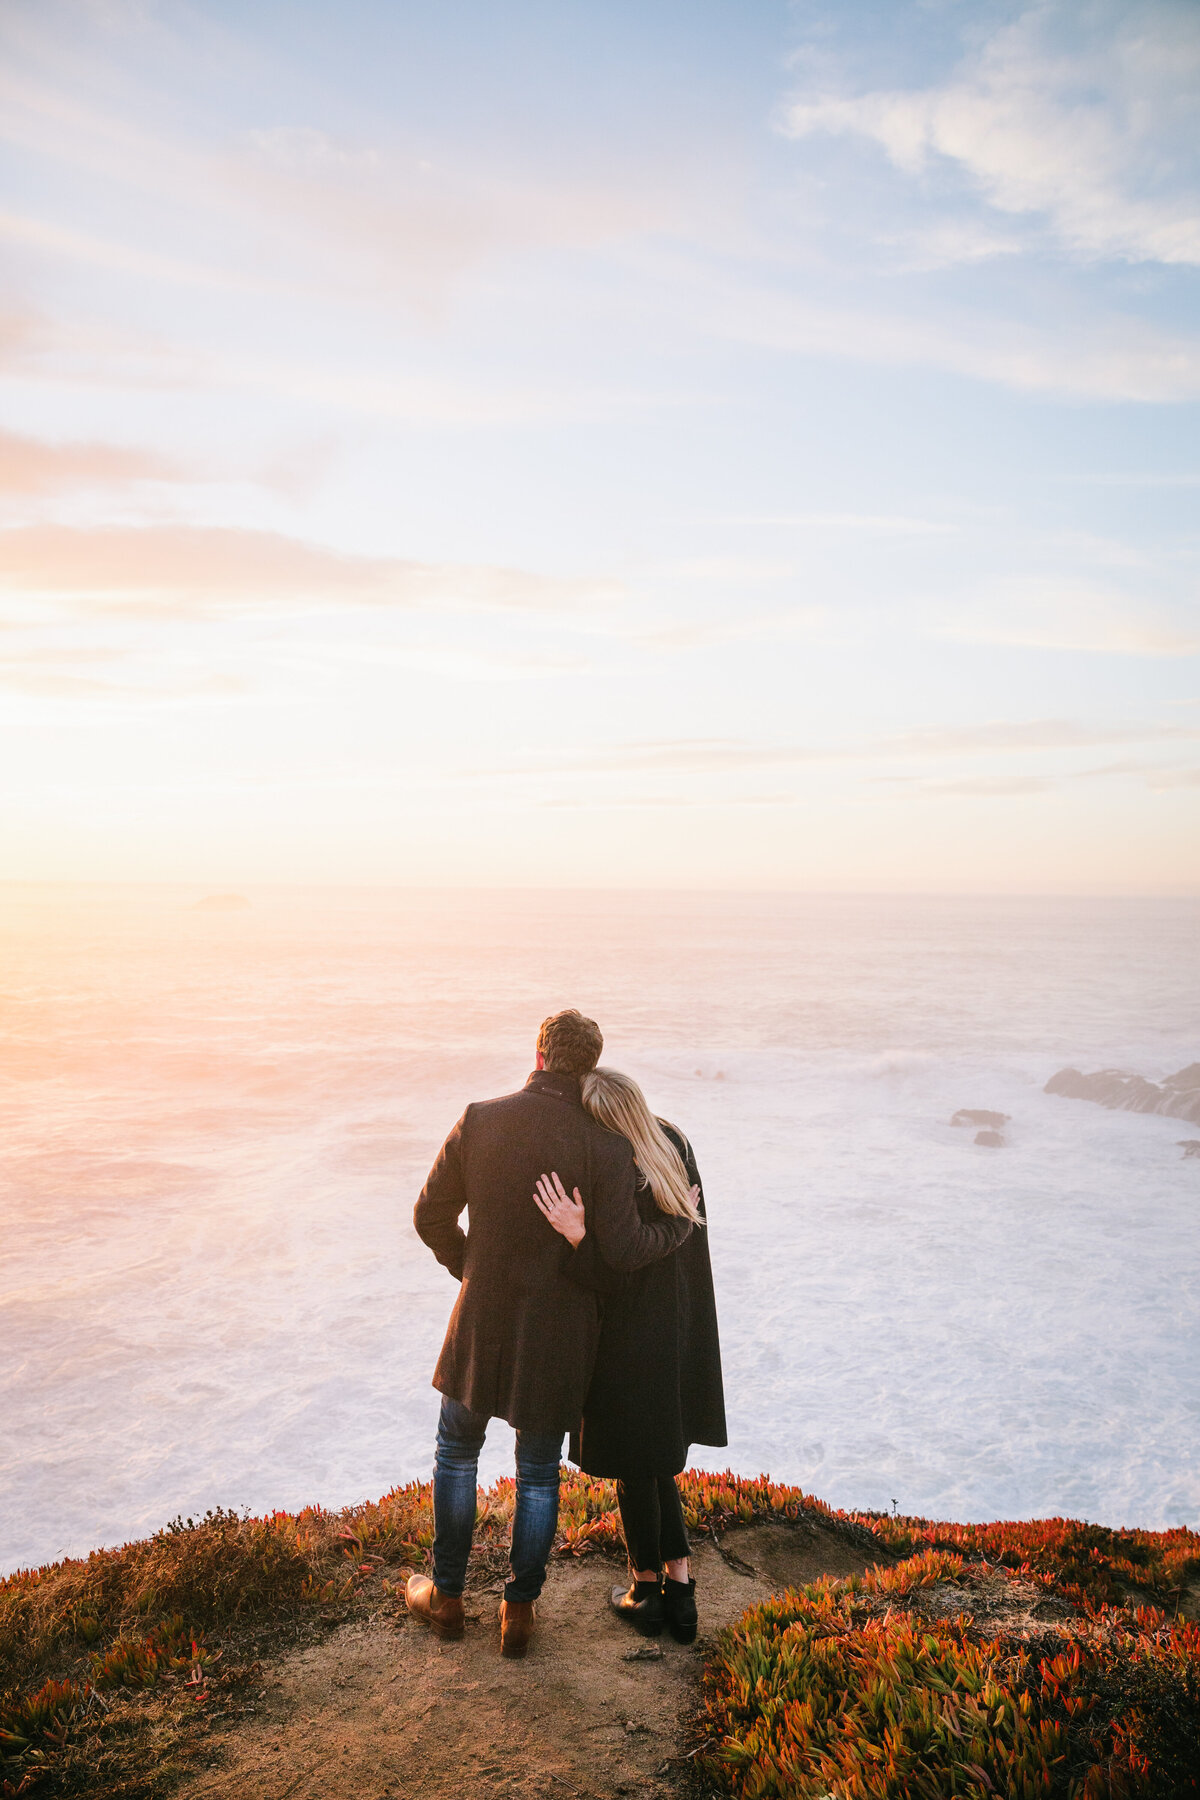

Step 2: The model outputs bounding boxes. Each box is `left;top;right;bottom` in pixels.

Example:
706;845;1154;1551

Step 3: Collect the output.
1;1472;1198;1798
700;1551;1200;1799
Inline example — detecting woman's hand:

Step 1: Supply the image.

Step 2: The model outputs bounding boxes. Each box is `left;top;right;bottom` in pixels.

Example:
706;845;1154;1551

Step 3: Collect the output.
534;1171;587;1247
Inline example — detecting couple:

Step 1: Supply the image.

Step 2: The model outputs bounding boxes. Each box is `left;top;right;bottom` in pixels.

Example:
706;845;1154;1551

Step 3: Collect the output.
406;1008;726;1657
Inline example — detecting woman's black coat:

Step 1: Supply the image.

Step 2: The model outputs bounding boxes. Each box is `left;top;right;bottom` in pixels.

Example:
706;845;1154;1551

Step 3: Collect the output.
567;1123;727;1478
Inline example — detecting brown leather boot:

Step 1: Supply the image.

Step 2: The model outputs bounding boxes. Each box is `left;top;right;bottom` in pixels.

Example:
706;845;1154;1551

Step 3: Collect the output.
498;1598;535;1658
405;1574;465;1640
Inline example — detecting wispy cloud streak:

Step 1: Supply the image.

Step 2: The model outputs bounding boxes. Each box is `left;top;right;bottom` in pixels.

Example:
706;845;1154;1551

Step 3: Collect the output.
0;525;622;618
783;1;1200;267
486;720;1200;780
0;431;177;496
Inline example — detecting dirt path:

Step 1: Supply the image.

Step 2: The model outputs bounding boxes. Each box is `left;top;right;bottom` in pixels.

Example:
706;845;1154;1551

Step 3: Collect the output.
175;1521;880;1800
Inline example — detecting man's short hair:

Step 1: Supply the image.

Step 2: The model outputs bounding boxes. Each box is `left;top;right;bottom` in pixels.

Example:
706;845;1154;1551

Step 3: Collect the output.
537;1008;603;1076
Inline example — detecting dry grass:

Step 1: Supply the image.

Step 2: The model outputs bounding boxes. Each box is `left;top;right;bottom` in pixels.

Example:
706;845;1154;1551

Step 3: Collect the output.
3;1472;1198;1797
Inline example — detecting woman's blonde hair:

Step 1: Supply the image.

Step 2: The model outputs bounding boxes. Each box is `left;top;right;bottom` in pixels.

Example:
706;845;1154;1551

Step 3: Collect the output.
581;1067;702;1224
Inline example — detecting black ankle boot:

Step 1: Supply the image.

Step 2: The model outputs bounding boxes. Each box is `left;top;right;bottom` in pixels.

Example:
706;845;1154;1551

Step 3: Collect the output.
610;1578;665;1637
663;1576;697;1644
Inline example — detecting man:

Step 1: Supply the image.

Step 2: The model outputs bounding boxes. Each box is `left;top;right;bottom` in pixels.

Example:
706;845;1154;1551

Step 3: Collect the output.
407;1008;691;1657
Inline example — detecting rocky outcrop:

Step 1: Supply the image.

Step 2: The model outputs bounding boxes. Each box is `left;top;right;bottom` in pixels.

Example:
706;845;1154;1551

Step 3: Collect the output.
951;1109;1010;1129
1179;1141;1200;1160
1045;1064;1200;1126
974;1129;1005;1148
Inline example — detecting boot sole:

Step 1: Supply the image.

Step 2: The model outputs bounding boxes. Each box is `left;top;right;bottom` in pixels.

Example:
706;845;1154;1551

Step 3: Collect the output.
612;1607;665;1638
667;1621;697;1644
428;1616;464;1640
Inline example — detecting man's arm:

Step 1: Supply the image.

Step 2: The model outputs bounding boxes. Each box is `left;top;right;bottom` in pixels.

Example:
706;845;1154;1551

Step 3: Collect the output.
414;1109;470;1280
562;1230;622;1294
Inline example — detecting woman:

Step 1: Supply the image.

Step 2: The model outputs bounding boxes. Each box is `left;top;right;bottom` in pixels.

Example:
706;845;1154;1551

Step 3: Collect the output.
535;1068;726;1642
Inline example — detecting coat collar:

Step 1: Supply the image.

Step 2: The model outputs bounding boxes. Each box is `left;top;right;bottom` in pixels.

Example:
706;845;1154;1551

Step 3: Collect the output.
524;1067;582;1106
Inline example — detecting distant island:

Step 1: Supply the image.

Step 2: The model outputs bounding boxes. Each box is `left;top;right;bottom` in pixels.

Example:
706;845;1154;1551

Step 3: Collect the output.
189;894;251;912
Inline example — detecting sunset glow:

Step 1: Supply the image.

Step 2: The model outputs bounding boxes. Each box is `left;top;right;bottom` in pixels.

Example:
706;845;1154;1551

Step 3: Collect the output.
2;0;1199;889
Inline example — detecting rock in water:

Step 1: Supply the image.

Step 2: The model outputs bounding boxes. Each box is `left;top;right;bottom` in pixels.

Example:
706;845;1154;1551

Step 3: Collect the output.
1179;1141;1200;1160
1045;1066;1200;1126
974;1129;1005;1147
951;1109;1010;1129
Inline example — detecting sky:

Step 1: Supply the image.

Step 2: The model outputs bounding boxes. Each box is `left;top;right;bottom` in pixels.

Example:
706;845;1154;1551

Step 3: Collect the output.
1;0;1198;891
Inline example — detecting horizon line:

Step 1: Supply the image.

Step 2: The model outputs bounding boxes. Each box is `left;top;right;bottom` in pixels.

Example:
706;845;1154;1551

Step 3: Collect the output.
3;879;1199;901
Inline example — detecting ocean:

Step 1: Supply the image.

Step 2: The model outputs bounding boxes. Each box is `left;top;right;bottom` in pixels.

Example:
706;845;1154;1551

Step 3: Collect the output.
2;885;1197;1577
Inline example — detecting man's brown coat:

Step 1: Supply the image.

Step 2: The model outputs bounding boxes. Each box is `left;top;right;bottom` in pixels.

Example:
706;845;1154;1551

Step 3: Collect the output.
415;1068;691;1435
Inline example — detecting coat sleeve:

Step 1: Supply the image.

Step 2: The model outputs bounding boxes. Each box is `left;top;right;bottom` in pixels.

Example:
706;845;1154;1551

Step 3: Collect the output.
562;1231;623;1295
585;1143;692;1274
414;1108;470;1280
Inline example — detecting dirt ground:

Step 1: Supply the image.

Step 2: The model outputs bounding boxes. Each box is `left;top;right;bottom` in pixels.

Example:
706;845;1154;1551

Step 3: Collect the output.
173;1521;879;1800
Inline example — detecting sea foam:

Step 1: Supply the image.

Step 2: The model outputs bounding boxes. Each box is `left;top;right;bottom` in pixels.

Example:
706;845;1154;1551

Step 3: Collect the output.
2;886;1197;1575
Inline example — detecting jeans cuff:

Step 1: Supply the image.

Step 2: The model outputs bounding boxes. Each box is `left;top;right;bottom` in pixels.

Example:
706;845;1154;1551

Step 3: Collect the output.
503;1577;543;1603
430;1565;466;1597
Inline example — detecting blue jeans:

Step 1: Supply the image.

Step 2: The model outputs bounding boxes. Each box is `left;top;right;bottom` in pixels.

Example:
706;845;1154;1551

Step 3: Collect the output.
431;1395;563;1603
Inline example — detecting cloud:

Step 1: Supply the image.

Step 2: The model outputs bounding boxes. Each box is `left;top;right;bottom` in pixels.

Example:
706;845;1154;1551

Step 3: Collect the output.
539;793;799;811
314;642;587;684
877;220;1026;273
0;668;244;700
0;426;340;507
889;719;1198;755
0;306;638;429
698;294;1190;404
495;738;835;778
632;609;838;652
0;525;621;618
721;513;956;536
877;760;1200;796
1077;760;1200;790
0;430;177;496
0;311;44;361
0;50;674;318
702;266;1200;402
874;755;1200;793
0;642;118;695
782;1;1200;266
490;719;1200;780
1060;472;1200;489
937;578;1200;657
922;775;1055;797
5;12;1199;412
225;127;667;308
0;207;259;294
0;639;245;700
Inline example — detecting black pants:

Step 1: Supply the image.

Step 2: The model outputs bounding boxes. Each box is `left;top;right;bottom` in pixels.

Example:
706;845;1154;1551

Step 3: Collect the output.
616;1475;689;1572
